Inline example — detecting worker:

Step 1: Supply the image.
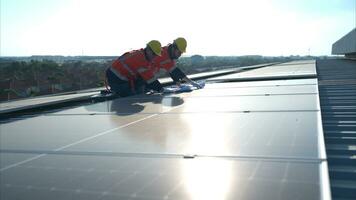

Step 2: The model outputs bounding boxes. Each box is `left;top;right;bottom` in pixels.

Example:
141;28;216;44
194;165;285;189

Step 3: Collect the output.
105;40;164;97
149;37;202;91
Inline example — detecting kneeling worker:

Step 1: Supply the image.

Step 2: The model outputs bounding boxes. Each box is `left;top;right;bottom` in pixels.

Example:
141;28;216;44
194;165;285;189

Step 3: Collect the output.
106;40;163;97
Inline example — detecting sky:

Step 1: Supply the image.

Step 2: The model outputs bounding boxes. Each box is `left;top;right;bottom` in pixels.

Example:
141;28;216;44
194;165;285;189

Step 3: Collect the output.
1;0;355;57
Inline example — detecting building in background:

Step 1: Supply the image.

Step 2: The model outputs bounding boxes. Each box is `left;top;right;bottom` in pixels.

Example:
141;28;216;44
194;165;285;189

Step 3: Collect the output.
332;28;356;58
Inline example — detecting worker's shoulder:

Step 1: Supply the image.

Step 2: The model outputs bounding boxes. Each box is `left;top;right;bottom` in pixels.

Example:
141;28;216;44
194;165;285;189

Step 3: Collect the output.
122;49;145;58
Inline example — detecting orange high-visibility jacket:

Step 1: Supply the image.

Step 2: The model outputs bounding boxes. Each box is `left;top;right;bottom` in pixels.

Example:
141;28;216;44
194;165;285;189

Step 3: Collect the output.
110;49;158;88
152;46;177;73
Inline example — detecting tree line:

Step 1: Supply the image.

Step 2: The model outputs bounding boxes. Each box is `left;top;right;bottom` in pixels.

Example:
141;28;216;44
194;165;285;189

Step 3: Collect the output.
0;59;108;101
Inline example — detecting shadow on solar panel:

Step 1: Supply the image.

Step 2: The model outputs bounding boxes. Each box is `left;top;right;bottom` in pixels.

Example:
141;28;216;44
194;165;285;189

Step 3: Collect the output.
84;95;185;115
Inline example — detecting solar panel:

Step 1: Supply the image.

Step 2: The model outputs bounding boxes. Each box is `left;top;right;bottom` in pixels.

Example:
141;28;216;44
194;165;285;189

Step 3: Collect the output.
185;84;318;96
0;114;152;151
56;111;322;159
208;60;316;81
1;154;324;200
206;78;318;88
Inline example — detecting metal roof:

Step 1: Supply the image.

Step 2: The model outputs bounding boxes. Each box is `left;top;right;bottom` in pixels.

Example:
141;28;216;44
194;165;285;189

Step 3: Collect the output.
316;59;356;199
1;61;332;200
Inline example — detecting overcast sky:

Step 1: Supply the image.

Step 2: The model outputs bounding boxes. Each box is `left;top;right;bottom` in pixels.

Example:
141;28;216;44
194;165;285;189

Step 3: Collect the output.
1;0;355;56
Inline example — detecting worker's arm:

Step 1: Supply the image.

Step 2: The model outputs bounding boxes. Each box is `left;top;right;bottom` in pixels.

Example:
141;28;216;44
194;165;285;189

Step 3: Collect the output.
169;68;202;88
169;68;185;84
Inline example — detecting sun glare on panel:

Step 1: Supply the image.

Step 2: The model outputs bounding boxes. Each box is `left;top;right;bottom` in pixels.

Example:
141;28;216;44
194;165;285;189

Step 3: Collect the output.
183;114;231;155
180;159;233;200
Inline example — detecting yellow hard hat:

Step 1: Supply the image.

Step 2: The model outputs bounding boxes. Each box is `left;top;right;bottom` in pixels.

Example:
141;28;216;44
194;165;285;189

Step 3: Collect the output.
174;37;187;53
147;40;162;56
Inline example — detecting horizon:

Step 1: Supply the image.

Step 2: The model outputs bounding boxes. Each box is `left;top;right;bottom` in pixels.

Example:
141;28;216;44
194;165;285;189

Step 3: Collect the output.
1;0;355;57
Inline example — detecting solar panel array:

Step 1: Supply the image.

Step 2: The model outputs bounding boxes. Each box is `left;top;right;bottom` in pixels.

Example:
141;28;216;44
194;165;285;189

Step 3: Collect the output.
0;61;331;200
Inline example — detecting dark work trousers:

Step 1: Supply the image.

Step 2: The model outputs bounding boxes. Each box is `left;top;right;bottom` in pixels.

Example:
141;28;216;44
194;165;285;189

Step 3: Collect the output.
106;68;145;97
